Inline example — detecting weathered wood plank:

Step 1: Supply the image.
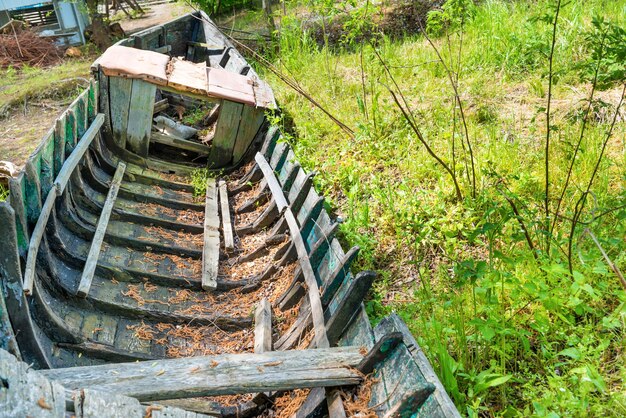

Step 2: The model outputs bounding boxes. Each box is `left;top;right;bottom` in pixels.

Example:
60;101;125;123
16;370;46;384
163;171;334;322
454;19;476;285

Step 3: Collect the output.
254;153;288;211
254;298;272;354
53;116;67;177
0;349;65;417
232;106;265;164
218;180;234;251
326;271;376;346
23;114;104;295
209;100;243;168
150;131;210;155
108;76;133;149
55;114;105;194
202;178;219;290
373;314;461;418
41;347;364;401
22;188;57;295
76;162;127;297
0;203;50;368
127;79;156;157
284;209;328;348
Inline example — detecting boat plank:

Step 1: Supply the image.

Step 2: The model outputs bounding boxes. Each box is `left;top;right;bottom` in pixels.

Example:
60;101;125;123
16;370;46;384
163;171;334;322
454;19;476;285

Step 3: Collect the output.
127;79;156;157
218;180;234;251
0;348;65;417
232;105;264;164
254;153;288;211
42;348;364;401
109;77;133;149
22;189;57;295
254;298;272;354
55;114;105;194
150;131;210;155
209;100;243;167
77;162;126;297
202;178;219;290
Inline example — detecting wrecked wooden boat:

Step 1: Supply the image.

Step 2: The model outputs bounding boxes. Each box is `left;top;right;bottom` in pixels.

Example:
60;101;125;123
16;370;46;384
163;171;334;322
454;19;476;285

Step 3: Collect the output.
0;11;460;418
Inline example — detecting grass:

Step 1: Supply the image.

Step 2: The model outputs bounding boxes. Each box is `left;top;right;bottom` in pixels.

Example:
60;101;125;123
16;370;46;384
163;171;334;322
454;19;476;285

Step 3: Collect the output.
0;58;94;112
0;57;94;168
228;0;626;415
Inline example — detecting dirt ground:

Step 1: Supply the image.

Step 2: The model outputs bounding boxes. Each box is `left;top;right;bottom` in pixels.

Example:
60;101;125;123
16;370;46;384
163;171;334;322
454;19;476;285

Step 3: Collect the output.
117;3;195;34
0;102;68;169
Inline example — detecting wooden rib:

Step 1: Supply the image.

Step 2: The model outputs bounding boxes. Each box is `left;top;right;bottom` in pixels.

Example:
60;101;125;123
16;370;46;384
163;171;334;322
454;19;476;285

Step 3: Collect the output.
254;298;272;354
150;131;211;156
254;153;288;211
76;162;126;298
202;178;219;290
55;113;105;194
22;188;56;296
23;114;106;295
218;180;234;251
41;347;364;401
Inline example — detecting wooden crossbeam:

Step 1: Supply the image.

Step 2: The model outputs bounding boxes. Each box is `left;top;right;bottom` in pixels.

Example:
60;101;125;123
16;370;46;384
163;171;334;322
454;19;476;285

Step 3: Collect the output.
150;131;210;156
202;178;219;290
77;162;126;297
41;347;364;401
218;180;234;251
23;114;105;295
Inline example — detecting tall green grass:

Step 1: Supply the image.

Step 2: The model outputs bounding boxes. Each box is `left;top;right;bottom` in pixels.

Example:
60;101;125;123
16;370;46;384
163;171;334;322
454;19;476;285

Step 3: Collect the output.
249;0;626;415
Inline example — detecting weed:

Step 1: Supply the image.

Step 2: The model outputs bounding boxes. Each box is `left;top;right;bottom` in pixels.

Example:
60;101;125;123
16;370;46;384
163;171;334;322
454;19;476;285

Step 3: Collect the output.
236;0;626;415
0;184;8;201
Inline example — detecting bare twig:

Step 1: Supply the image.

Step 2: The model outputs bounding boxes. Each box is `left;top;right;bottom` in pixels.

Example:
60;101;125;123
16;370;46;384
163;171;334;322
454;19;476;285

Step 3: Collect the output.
371;46;463;200
568;83;626;272
544;0;562;253
419;21;476;198
585;228;626;290
501;192;539;262
551;28;607;238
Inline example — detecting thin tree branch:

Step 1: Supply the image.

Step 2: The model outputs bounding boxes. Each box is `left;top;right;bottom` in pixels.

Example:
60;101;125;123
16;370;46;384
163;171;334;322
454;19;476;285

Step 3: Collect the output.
545;0;562;253
551;30;607;237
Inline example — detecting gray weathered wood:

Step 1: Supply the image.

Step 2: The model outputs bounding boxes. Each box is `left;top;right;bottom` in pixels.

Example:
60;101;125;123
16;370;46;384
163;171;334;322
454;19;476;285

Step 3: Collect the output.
232;106;265;164
154;44;172;54
218;180;234;251
271;162;347;417
77;162;127;297
284;209;328;348
0;348;65;417
150;131;210;155
108;76;133;149
55;113;105;195
42;347;363;401
22;188;57;296
254;153;288;211
76;385;216;417
202;178;219;290
254;298;272;354
127;79;156;156
209;99;243;167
